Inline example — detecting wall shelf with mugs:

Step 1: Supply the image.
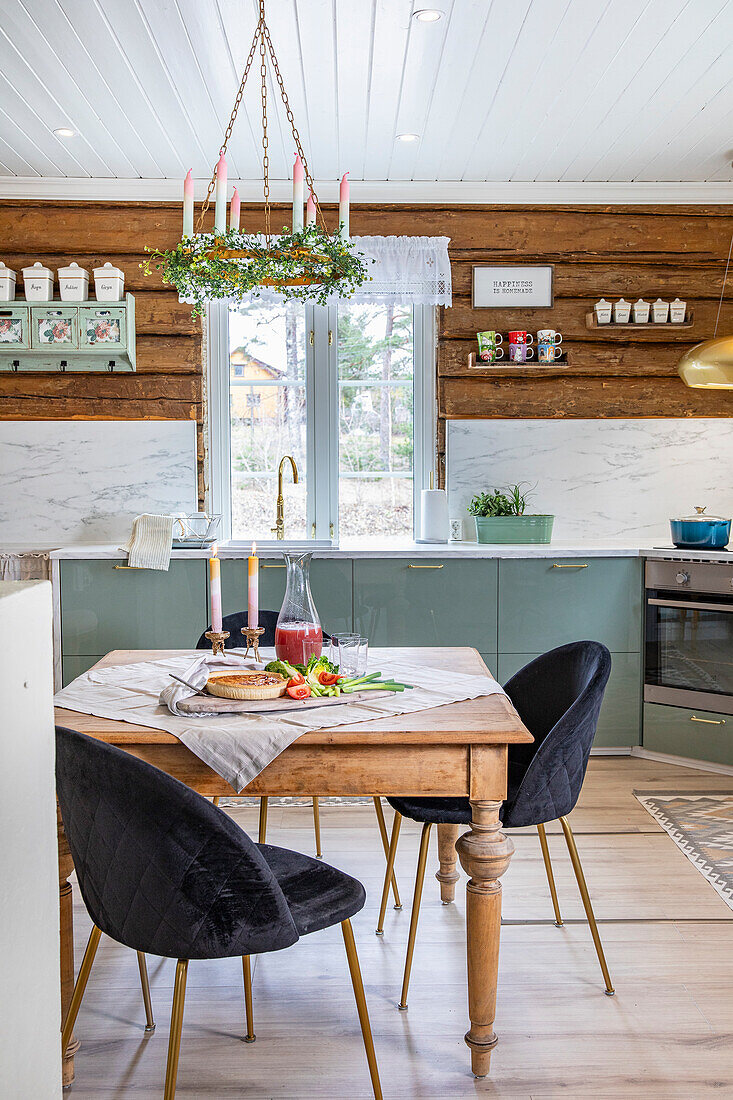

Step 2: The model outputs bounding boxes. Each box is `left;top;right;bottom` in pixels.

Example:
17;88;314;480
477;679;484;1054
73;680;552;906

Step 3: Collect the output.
473;328;568;371
586;297;694;331
468;352;570;374
0;261;135;372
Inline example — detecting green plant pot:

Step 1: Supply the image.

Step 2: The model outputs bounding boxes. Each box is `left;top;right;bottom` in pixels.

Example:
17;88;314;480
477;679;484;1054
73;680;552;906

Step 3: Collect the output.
474;515;554;544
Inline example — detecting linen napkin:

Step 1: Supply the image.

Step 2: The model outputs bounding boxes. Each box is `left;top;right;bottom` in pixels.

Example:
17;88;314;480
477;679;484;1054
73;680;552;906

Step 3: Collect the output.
160;651;264;715
123;513;176;571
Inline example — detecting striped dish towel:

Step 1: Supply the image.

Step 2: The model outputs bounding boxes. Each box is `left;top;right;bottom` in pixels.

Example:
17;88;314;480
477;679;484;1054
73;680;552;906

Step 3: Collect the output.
124;514;176;571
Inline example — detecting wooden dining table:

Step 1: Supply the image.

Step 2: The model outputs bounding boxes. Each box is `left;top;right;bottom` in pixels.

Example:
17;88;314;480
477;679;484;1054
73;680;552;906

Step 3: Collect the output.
55;646;532;1086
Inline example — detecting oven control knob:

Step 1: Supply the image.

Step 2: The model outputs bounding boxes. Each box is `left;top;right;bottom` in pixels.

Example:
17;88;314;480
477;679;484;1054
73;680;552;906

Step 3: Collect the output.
676;571;690;585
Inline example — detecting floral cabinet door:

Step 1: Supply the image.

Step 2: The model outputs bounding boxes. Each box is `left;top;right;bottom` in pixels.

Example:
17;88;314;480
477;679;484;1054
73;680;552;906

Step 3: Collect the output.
79;306;126;349
30;307;79;350
0;306;30;349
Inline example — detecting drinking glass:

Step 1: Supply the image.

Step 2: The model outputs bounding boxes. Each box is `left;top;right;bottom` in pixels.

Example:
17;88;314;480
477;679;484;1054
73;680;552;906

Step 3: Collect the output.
332;633;360;676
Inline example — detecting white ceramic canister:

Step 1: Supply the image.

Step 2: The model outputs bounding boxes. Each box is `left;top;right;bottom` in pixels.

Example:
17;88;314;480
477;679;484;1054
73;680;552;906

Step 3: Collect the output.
633;298;650;323
22;261;54;301
58;261;90;301
613;298;631;323
594;298;612;324
670;297;687;323
652;298;670;323
0;261;16;301
94;261;125;301
419;488;449;543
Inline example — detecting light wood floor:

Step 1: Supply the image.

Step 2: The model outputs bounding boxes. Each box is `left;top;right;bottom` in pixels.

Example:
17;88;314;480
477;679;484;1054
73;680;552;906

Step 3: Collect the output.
67;758;733;1099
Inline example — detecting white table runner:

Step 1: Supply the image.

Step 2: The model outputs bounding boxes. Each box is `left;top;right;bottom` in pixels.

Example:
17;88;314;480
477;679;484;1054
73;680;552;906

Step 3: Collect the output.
54;649;508;792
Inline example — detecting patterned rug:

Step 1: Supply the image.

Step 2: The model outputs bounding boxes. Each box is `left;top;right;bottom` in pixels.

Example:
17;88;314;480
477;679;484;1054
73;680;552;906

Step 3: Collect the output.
634;790;733;911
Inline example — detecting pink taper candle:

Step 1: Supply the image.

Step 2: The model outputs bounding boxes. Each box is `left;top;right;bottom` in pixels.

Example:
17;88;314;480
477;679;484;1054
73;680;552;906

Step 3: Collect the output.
306;191;316;227
248;541;259;628
339;172;350;239
229;186;241;231
209;545;223;633
182;169;194;238
214;153;227;233
292;154;304;232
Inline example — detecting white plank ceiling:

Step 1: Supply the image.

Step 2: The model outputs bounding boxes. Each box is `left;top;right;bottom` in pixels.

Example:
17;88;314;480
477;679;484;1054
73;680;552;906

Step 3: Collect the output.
1;0;732;183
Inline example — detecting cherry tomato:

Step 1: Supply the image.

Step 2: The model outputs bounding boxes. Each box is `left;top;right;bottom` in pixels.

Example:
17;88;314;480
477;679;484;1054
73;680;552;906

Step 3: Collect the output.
286;683;311;700
287;672;305;686
318;671;338;686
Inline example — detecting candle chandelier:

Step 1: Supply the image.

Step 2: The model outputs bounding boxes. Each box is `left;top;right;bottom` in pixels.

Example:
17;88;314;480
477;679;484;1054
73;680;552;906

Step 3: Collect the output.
143;0;369;315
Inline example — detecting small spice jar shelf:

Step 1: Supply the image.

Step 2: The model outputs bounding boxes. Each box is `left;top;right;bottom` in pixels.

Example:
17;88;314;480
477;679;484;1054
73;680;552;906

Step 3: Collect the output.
0;293;136;372
585;310;694;331
468;351;570;372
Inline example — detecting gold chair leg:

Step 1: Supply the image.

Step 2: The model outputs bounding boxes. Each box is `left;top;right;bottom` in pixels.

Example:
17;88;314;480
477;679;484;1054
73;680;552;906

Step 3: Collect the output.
399;822;432;1010
376;811;402;935
559;816;615;995
61;924;102;1057
163;959;188;1100
137;951;156;1032
242;956;255;1043
372;797;402;909
341;919;383;1100
258;796;269;843
537;823;563;927
312;795;322;858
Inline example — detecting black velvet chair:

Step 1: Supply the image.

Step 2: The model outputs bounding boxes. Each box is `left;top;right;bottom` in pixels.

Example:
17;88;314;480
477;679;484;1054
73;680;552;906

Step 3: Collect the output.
56;726;382;1100
377;641;615;1009
196;611;402;911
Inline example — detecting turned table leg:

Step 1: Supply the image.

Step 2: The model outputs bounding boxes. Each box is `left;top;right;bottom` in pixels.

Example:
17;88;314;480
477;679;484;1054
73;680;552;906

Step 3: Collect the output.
58;806;78;1087
456;799;514;1078
435;823;461;903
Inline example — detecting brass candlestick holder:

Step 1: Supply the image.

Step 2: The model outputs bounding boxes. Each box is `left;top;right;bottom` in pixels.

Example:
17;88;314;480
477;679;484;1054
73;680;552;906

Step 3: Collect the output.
241;625;265;662
205;629;230;656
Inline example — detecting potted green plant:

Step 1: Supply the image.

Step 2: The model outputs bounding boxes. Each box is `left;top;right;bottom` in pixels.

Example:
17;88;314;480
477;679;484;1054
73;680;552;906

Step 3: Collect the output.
468;485;554;544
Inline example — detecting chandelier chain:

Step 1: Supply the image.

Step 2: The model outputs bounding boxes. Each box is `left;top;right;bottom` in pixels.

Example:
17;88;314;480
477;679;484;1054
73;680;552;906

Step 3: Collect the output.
259;27;271;241
195;19;260;233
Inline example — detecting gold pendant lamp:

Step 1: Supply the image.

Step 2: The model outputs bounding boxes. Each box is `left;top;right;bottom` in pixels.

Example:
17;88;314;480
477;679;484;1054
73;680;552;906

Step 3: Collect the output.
678;232;733;388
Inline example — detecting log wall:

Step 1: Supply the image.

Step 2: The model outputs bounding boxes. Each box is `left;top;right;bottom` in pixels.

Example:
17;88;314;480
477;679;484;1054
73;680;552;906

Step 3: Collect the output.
1;200;731;493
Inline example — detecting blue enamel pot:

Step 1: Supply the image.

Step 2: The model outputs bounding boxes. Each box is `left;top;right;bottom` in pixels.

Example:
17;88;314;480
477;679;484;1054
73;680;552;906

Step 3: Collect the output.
670;508;731;549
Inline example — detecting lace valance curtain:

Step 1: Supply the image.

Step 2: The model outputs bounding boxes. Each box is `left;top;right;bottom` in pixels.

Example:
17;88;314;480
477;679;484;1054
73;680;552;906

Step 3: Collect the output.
348;236;452;306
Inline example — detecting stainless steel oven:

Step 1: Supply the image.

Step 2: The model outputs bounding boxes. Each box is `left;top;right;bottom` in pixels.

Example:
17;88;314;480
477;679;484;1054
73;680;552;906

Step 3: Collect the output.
645;558;733;714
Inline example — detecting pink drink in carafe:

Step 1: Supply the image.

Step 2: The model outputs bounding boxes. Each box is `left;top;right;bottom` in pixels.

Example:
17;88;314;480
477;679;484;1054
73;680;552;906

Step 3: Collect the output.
275;621;323;665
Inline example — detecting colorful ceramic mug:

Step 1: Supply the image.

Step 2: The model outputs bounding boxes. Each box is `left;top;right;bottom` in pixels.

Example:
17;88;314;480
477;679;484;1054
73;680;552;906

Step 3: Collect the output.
537;343;562;363
509;342;534;363
477;330;504;362
536;329;562;345
508;330;533;345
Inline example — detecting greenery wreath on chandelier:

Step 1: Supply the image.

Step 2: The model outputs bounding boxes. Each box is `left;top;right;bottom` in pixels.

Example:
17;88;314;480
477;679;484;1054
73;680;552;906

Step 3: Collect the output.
142;0;370;316
143;225;370;317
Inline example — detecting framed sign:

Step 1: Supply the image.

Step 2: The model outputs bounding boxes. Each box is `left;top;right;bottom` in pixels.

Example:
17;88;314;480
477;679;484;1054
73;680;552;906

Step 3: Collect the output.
472;265;554;309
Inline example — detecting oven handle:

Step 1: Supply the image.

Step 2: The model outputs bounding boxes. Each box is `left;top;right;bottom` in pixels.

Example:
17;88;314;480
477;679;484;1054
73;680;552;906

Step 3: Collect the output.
648;597;733;613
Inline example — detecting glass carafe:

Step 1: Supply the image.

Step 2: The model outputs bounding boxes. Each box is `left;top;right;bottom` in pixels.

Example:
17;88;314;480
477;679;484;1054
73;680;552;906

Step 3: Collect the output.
275;552;323;665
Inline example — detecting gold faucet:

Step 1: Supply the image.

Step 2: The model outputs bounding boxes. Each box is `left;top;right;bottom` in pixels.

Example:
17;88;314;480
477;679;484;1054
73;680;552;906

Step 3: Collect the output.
272;455;298;540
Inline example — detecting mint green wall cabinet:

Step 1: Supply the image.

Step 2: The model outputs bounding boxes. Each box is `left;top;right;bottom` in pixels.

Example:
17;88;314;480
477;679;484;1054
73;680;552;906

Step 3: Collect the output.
498;651;641;747
62;655;103;686
0;295;136;372
643;703;732;766
498;558;642;653
60;559;207;655
353;559;498;649
220;558;353;636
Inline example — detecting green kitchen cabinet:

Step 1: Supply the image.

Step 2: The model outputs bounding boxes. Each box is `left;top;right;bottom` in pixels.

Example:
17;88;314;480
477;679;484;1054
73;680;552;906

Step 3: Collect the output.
643;702;732;766
62;655;103;686
220;557;354;636
353;559;498;650
498;558;642;654
60;559;207;655
480;652;499;678
497;651;642;748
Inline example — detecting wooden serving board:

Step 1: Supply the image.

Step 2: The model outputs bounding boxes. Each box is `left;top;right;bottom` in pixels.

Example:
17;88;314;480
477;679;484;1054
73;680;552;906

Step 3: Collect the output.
177;688;393;715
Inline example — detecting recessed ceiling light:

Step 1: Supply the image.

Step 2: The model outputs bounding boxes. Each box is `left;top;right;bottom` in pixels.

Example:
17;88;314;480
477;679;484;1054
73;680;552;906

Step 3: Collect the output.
413;8;443;21
397;133;420;143
53;127;76;138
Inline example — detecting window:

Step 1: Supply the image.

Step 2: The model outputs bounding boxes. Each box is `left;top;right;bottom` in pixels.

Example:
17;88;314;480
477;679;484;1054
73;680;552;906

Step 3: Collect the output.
207;299;435;544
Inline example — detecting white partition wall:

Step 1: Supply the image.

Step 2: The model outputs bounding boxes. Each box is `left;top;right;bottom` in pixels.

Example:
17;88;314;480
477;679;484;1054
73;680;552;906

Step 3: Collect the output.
0;581;61;1097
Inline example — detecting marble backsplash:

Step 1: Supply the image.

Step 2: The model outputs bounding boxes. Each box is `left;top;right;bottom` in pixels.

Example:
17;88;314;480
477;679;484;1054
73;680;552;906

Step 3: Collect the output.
447;419;733;542
0;420;197;542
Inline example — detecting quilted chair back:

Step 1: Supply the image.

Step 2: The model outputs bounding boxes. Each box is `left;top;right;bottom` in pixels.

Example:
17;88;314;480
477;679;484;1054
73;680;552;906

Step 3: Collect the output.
196;609;331;651
55;726;299;960
501;641;611;829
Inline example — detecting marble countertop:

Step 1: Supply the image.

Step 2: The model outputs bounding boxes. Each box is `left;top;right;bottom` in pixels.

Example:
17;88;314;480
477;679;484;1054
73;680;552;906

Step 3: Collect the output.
34;539;733;561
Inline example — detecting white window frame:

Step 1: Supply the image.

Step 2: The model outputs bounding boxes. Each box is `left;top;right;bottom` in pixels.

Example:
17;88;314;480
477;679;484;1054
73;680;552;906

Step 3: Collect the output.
206;299;436;544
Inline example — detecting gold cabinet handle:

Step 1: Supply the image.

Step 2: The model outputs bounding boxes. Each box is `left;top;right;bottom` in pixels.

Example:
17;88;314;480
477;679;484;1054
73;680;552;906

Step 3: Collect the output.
113;564;147;570
552;563;588;569
262;562;285;569
690;715;725;725
408;563;444;569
